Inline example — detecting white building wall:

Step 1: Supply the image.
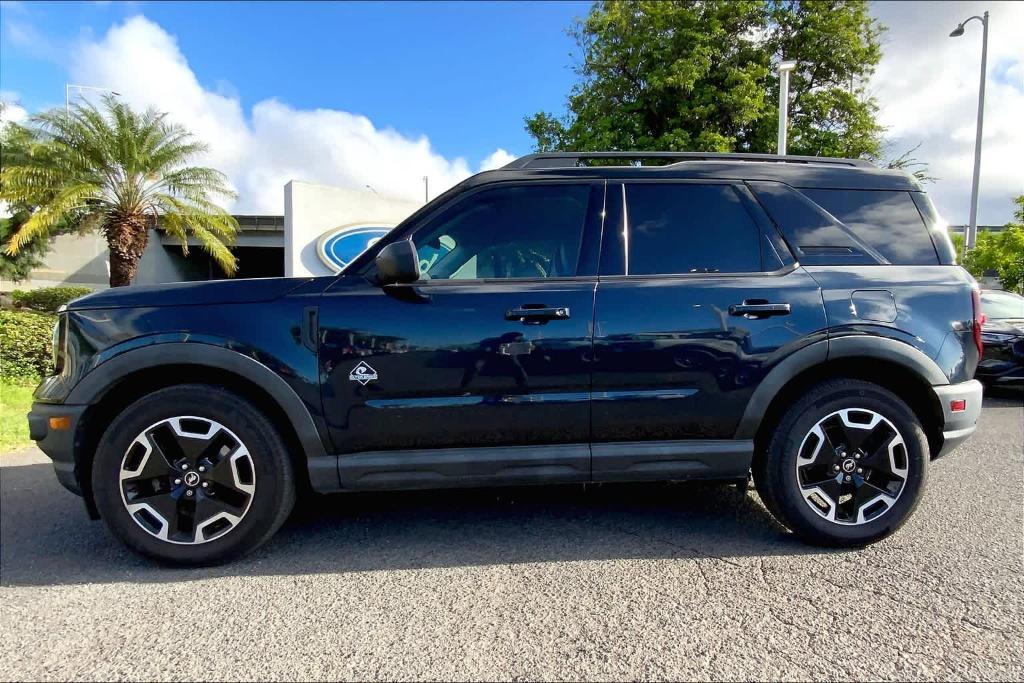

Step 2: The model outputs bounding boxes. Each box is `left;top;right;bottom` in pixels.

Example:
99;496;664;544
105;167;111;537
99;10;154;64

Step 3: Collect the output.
284;180;421;277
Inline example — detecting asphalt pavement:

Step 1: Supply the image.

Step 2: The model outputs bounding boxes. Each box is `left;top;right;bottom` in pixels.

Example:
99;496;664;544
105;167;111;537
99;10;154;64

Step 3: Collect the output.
1;394;1021;681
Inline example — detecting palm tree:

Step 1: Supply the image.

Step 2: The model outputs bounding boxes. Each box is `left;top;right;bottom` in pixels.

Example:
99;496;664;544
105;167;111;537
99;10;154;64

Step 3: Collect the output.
1;96;238;286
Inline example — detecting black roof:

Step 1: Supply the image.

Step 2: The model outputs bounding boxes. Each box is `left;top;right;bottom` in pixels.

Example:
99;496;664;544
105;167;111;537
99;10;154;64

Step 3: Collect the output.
470;151;921;192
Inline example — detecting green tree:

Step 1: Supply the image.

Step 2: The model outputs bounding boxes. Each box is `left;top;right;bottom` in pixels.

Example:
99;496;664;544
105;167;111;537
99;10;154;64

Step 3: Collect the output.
1;97;238;286
950;195;1024;293
526;0;885;159
1;114;74;282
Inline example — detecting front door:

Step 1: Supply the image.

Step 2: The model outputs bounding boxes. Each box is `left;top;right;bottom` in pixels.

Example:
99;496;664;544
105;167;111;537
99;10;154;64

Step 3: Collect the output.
318;182;605;487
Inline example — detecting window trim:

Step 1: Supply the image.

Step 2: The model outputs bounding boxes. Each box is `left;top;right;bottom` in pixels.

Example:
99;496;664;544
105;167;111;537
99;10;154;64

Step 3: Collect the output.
599;179;787;279
356;180;606;284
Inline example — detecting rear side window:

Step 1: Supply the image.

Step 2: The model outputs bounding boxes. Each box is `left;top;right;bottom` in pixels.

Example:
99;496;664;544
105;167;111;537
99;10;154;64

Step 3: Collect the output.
618;183;762;275
800;189;939;265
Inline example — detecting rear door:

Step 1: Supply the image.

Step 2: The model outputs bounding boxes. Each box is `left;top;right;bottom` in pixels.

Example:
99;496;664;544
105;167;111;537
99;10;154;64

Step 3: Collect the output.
318;181;604;486
590;180;827;480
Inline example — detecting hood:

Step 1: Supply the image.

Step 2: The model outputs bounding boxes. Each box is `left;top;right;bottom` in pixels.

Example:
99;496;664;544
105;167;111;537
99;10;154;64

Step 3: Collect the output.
65;277;315;311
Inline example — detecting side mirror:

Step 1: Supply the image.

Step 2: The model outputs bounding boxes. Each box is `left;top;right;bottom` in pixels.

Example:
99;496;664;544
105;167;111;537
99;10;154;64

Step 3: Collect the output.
375;239;420;285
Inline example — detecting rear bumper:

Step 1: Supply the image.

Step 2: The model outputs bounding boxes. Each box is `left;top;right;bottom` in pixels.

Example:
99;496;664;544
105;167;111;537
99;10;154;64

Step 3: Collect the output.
27;402;88;496
932;380;984;458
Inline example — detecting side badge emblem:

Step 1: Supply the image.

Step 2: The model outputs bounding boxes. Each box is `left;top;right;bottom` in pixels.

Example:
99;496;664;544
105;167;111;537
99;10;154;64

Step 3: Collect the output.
349;362;378;386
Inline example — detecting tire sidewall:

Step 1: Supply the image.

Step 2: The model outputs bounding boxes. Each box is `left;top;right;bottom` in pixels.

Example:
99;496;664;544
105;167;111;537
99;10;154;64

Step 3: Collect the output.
92;385;293;565
769;382;929;545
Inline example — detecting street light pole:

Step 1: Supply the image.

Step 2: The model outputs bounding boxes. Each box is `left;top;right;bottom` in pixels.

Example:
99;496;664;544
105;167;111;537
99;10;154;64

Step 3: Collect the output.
950;11;989;251
777;61;797;155
64;83;121;116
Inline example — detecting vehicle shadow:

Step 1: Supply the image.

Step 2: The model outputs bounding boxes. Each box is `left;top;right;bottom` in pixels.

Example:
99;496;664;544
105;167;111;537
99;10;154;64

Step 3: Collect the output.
4;394;1019;588
1;461;832;587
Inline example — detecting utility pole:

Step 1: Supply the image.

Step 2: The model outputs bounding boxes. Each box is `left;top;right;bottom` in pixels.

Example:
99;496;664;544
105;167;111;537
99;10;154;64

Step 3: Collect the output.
423;176;429;203
949;11;989;250
776;61;797;155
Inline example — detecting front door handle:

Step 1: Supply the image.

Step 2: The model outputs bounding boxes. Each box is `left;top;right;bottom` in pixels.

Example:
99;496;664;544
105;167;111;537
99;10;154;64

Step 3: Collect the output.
728;300;791;319
506;306;571;324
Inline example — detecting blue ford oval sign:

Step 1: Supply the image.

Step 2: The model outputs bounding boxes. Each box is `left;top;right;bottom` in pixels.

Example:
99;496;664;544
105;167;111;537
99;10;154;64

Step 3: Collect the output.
316;224;394;273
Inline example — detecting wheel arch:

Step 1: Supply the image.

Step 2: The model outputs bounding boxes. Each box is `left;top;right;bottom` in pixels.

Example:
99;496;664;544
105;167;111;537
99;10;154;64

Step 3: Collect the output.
70;343;337;517
737;339;947;461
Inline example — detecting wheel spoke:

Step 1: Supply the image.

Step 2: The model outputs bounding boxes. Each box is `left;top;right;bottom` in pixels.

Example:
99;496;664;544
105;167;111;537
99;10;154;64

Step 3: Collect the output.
119;416;255;546
795;407;908;527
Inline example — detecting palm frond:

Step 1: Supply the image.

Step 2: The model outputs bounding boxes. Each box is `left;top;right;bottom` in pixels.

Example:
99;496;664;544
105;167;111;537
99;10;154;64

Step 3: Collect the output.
3;94;239;283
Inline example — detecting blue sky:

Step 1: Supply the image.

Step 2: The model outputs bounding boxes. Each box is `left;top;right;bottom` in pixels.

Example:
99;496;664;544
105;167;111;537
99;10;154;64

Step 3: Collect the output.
1;1;1021;220
0;1;586;163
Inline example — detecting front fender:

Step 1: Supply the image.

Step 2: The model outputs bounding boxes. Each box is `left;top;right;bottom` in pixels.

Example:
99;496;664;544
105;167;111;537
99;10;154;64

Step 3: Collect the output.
68;341;338;491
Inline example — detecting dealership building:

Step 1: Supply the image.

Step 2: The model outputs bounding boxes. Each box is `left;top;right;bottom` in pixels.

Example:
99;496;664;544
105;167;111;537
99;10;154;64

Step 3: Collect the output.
9;180;420;290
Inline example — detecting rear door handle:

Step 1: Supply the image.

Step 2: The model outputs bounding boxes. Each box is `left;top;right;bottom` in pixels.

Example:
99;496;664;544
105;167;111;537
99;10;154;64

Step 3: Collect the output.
506;306;571;323
728;301;791;319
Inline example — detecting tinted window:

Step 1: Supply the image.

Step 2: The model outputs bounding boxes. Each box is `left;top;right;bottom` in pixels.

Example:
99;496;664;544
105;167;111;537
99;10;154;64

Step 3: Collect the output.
749;181;878;265
622;184;761;275
801;189;938;265
413;184;590;280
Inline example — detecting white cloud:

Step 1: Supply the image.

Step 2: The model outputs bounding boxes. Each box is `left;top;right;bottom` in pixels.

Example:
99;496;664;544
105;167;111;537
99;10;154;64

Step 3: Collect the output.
871;0;1023;225
0;90;28;125
479;148;517;171
68;16;514;213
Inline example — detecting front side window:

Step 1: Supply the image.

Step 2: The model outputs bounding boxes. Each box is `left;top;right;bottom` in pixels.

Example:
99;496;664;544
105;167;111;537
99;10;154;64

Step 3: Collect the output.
621;183;762;275
412;184;591;280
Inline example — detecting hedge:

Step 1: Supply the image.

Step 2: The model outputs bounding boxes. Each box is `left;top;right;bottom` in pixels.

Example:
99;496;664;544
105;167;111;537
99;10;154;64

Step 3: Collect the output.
0;309;55;380
12;286;93;313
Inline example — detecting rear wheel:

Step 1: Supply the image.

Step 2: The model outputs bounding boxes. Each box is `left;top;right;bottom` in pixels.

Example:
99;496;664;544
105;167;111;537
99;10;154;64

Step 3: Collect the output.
753;379;928;547
92;384;295;565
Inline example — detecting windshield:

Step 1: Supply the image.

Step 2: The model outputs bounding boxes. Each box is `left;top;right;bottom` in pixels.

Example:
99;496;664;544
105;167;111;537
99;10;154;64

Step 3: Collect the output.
981;291;1024;319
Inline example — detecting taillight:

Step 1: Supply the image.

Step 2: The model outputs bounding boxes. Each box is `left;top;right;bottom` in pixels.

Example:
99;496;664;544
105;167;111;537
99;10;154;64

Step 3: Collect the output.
971;289;984;356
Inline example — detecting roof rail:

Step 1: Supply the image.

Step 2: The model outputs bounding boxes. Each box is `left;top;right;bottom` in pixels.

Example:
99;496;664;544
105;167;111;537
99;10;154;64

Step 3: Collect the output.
502;151;874;170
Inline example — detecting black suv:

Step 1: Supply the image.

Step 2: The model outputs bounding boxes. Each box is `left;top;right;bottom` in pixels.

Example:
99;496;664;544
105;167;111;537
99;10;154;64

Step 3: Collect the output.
28;151;984;565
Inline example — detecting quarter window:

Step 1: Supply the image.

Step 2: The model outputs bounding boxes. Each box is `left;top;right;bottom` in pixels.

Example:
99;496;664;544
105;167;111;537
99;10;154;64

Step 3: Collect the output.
621;183;762;275
413;184;591;280
800;189;939;265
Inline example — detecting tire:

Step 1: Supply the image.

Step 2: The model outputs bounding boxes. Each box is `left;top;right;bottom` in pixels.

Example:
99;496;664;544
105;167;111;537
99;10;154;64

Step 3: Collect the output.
753;379;929;547
92;384;295;565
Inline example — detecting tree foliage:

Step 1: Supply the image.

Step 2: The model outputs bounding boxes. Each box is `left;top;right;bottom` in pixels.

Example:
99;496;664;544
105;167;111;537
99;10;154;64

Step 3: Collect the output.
0;116;86;282
526;0;885;160
951;195;1024;294
1;97;239;286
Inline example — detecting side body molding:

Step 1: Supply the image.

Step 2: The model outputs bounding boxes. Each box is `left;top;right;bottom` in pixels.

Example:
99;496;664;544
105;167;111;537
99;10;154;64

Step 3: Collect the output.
67;342;339;491
734;336;949;440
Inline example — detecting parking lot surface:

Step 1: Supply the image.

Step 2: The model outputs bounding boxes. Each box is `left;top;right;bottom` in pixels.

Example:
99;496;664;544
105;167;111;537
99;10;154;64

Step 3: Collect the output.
1;395;1021;681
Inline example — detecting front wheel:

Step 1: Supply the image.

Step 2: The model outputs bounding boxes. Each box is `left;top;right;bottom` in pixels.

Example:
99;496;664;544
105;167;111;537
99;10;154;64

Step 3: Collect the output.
753;379;929;547
92;384;295;565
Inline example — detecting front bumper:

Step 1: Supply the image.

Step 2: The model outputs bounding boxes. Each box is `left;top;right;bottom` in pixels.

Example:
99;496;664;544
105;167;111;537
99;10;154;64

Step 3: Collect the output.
932;379;984;458
27;402;88;496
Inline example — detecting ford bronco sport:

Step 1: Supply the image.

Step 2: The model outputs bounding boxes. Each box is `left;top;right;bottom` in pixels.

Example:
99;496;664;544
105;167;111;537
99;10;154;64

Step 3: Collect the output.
28;151;984;565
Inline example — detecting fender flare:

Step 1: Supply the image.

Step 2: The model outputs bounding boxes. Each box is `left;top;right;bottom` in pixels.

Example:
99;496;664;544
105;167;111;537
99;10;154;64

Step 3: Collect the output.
68;342;339;491
734;336;948;440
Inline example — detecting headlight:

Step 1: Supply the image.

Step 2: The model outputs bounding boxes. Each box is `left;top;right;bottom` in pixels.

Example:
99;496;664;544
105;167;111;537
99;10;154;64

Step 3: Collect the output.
51;314;67;374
